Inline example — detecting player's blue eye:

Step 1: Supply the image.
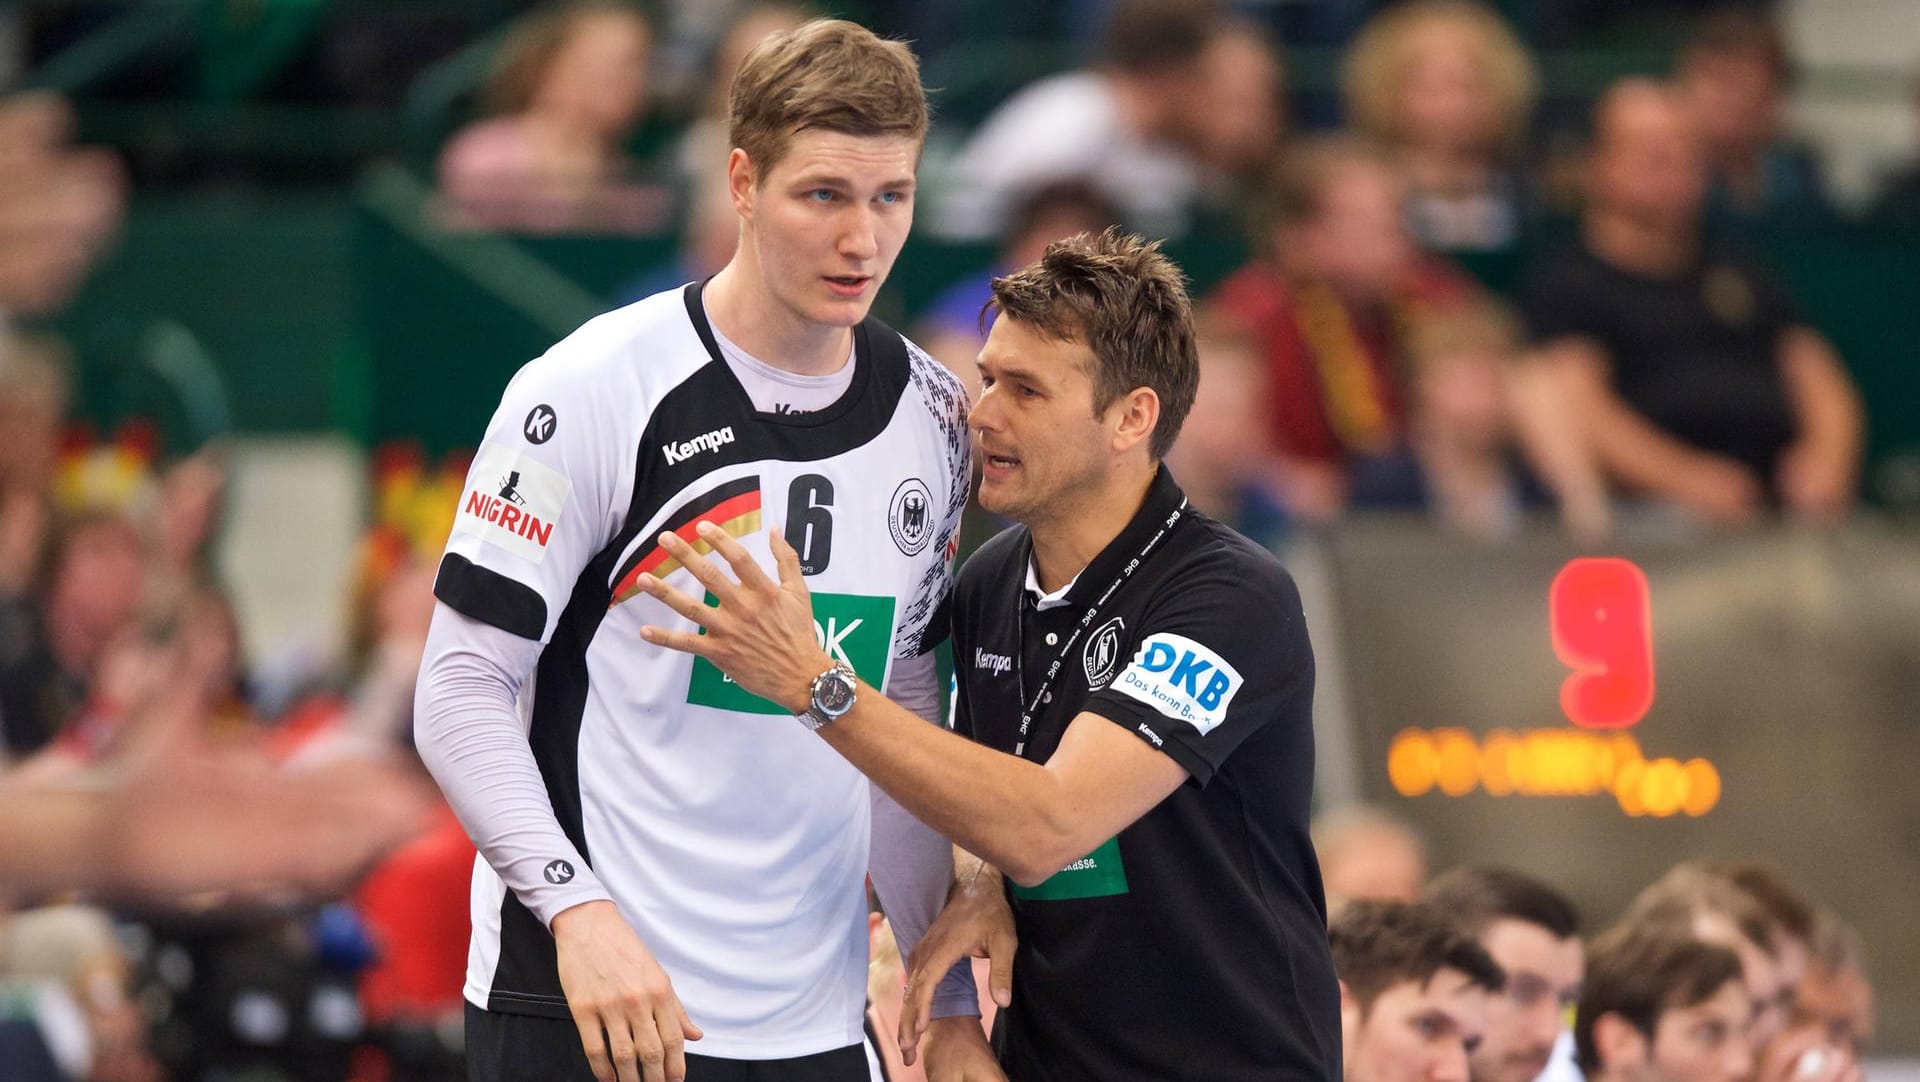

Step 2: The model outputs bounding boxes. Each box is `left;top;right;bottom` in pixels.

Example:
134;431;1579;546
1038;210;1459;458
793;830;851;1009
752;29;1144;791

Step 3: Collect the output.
878;191;904;205
808;189;836;203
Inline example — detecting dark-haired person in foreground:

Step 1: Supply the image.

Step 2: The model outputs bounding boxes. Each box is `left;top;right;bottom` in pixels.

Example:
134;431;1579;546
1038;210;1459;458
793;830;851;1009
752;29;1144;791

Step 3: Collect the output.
1331;899;1505;1082
633;229;1342;1080
1423;867;1582;1082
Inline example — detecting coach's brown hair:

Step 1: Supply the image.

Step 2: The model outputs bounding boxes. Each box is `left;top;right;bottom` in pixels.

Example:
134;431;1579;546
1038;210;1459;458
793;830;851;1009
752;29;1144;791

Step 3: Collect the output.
1330;899;1506;1014
728;18;927;178
1575;923;1744;1073
988;228;1199;460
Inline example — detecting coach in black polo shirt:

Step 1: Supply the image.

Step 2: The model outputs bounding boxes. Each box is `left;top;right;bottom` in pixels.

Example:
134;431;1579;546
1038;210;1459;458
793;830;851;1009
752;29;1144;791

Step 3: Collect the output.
636;229;1341;1080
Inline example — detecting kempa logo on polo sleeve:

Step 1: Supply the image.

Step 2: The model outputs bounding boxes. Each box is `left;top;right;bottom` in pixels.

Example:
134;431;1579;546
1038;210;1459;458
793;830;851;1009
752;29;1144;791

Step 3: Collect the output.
454;444;571;564
1112;632;1243;736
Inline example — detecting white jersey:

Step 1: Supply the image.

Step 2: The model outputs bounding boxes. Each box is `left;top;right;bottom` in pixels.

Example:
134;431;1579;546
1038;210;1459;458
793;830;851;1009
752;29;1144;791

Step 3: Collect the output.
432;283;970;1058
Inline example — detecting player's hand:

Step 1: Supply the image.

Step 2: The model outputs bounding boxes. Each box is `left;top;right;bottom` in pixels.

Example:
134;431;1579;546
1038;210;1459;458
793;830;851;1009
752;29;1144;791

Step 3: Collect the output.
553;900;702;1082
920;1016;1006;1082
899;864;1016;1066
1672;453;1764;526
1758;1027;1862;1082
1776;439;1856;525
636;523;833;714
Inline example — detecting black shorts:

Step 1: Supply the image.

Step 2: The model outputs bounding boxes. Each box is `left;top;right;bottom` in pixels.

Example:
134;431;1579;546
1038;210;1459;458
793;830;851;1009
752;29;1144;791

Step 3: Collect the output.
464;1002;881;1082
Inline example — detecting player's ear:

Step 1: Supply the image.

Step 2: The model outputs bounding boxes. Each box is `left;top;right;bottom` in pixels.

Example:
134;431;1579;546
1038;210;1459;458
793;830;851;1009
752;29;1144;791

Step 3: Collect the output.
727;147;756;218
1592;1013;1648;1079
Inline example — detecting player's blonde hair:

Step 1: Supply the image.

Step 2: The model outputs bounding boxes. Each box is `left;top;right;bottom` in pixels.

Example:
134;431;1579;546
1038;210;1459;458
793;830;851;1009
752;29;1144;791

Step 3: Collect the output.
728;19;927;178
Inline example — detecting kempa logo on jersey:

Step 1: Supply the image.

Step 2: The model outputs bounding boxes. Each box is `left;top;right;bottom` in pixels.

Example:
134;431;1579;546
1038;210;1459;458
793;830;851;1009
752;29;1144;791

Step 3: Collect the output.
974;648;1013;676
689;592;896;714
454;445;570;565
662;426;736;465
1113;632;1243;736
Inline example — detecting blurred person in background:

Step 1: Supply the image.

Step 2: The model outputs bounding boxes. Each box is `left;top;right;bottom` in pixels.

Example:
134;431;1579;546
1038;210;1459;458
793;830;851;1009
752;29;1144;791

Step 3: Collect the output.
0;904;161;1082
1422;867;1582;1082
416;19;992;1082
1522;79;1863;528
1166;312;1291;543
1186;18;1289;194
916;180;1120;399
0;91;123;320
1331;899;1505;1082
1865;69;1920;230
935;0;1223;239
1576;923;1751;1082
670;4;809;187
1673;7;1832;229
438;1;668;233
1313;804;1429;910
1783;910;1872;1059
0;510;146;761
1342;0;1540;253
1210;137;1473;523
0;335;70;619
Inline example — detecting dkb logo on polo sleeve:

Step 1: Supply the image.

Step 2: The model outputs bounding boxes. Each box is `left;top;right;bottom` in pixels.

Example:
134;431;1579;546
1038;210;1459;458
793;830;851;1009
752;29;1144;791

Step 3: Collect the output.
1112;632;1243;735
687;592;896;713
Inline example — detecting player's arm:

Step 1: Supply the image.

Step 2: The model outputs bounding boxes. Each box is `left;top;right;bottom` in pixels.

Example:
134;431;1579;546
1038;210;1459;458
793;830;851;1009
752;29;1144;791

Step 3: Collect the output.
636;524;1188;888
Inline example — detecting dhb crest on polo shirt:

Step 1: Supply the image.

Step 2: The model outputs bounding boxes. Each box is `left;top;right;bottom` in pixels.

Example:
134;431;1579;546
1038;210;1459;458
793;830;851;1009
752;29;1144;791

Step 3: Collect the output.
1084;616;1126;689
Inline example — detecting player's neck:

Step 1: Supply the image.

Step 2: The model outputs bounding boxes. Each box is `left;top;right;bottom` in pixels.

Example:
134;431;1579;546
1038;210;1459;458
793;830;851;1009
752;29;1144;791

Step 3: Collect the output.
704;262;853;377
1027;464;1157;595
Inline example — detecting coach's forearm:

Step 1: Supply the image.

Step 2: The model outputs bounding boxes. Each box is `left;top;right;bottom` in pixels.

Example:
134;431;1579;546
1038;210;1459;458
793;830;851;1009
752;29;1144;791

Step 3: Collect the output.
817;684;1081;887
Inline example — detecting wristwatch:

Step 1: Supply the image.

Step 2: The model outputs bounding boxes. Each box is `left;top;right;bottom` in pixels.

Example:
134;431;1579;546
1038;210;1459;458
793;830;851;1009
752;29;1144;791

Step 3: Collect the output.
799;662;858;731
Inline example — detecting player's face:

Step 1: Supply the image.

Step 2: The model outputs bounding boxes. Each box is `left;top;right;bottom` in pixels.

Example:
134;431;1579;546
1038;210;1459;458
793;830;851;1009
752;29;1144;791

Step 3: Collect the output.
970;315;1112;525
1644;982;1754;1082
1471;920;1584;1082
1345;970;1491;1082
733;130;917;330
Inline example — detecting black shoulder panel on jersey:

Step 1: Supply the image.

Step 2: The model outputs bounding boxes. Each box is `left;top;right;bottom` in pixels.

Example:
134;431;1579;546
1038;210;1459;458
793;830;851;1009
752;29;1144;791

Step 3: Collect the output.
434;553;547;641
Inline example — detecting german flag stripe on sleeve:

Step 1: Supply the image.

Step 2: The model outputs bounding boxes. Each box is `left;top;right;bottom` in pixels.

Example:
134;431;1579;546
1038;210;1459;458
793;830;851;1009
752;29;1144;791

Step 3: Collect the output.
610;476;762;606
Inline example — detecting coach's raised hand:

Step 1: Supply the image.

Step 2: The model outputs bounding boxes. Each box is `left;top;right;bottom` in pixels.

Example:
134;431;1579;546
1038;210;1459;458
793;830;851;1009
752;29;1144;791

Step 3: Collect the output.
637;523;834;713
553;900;702;1082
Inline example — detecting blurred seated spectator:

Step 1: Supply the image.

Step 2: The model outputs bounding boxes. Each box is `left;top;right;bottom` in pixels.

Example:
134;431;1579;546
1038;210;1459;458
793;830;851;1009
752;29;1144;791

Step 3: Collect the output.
1186;18;1288;195
1575;923;1751;1082
669;4;809;189
1674;7;1833;229
1167;313;1291;543
1210;138;1473;522
1329;899;1505;1082
0;91;124;320
0;335;70;602
1312;804;1428;911
1523;79;1863;527
0;904;160;1081
438;1;670;233
933;0;1224;240
0;510;146;761
1343;0;1540;253
1421;867;1582;1082
1786;909;1872;1058
1348;299;1564;539
1866;71;1920;230
917;181;1121;398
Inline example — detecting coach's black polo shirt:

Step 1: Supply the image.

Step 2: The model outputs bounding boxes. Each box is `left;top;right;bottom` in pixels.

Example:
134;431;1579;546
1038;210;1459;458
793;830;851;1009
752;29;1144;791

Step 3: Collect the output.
950;467;1340;1082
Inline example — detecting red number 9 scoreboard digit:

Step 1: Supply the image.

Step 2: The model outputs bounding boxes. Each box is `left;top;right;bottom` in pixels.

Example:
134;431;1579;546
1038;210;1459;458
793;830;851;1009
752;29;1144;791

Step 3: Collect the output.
1549;557;1655;730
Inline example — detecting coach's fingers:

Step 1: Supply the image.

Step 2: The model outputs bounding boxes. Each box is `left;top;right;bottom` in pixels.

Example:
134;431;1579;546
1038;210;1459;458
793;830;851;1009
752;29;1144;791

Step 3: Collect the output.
770;527;807;591
696;521;774;594
986;925;1016;1009
656;531;739;602
638;625;714;657
632;573;713;627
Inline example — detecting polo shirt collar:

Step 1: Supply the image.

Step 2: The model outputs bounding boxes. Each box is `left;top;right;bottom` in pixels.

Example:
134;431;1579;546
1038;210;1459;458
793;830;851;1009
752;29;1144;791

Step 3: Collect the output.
1020;466;1188;611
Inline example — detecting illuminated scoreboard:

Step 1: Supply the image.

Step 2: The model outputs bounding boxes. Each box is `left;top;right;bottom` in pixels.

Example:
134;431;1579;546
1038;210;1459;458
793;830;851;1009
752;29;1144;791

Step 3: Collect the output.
1302;519;1920;1050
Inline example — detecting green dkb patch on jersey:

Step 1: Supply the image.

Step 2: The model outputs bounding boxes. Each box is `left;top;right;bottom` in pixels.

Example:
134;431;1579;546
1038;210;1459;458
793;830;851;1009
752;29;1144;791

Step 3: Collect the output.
686;591;896;714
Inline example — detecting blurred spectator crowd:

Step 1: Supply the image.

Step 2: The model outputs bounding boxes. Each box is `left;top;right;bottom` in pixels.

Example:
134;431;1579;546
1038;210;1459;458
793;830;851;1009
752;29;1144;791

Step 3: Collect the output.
0;0;1911;1078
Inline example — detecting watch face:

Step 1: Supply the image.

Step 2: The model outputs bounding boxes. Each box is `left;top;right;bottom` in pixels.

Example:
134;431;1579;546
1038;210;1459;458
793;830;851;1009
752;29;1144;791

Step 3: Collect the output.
816;670;857;715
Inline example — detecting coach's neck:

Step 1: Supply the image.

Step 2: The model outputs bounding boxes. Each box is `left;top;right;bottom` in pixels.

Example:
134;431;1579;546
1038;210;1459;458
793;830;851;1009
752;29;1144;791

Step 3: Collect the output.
1028;457;1159;595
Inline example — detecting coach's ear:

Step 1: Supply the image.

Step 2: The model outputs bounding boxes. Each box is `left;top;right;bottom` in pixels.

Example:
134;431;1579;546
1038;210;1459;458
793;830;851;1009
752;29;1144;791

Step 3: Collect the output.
1592;1013;1649;1080
1339;979;1363;1046
1107;386;1160;458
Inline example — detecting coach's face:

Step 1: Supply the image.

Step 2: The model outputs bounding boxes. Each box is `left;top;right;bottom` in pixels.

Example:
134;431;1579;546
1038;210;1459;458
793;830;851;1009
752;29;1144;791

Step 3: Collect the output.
970;315;1112;525
731;129;917;329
